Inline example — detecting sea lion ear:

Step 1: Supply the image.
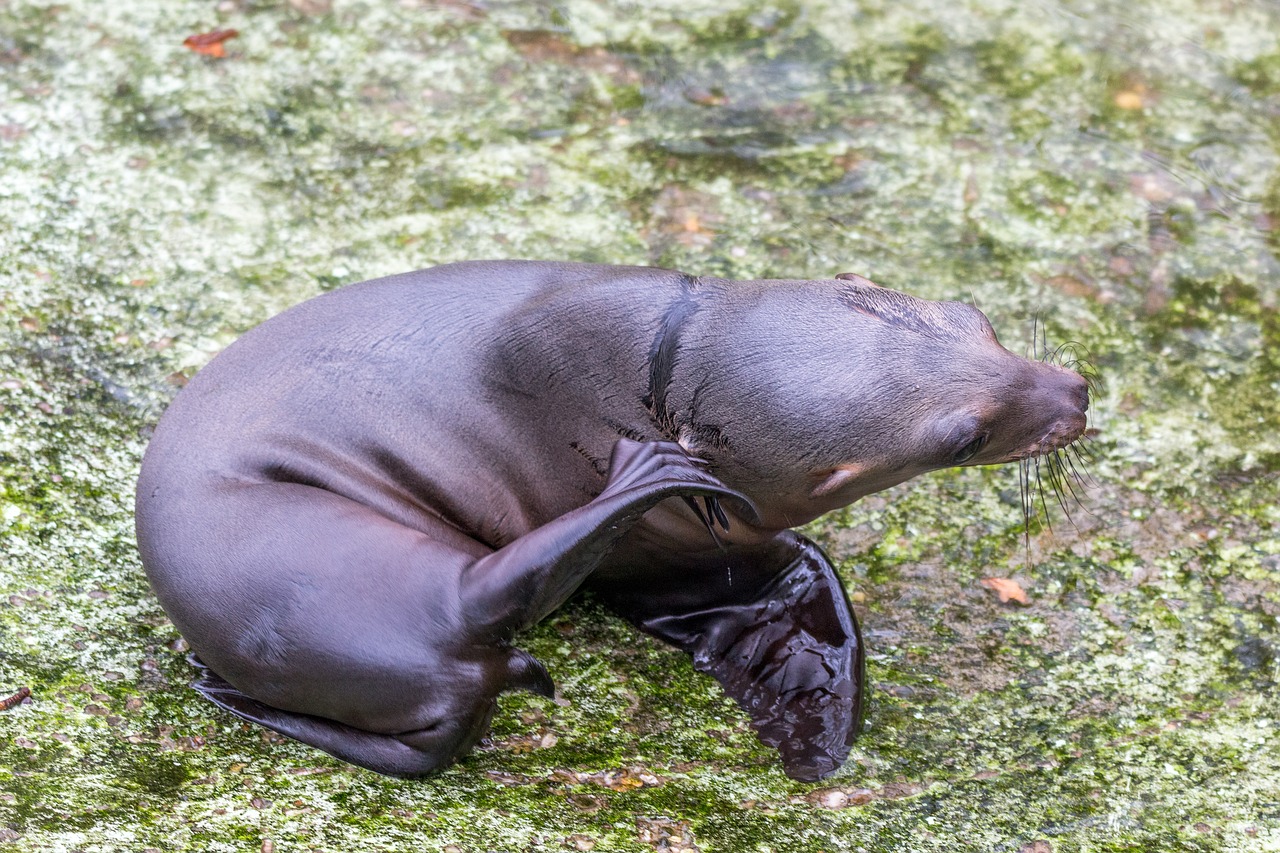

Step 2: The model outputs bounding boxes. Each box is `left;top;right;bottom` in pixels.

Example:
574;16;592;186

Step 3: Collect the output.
834;272;880;288
810;463;865;499
503;648;555;698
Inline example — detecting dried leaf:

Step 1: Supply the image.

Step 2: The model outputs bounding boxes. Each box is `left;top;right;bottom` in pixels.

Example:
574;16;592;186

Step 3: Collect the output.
288;0;332;14
683;86;727;107
981;577;1028;604
807;788;848;809
183;29;239;58
1113;89;1144;110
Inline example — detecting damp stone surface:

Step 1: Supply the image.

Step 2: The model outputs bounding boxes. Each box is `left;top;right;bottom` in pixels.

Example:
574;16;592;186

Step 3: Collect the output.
1;0;1278;851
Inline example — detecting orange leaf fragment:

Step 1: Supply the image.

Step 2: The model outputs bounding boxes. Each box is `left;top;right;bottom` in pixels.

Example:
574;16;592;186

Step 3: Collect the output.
980;577;1028;605
1113;84;1147;110
183;29;239;58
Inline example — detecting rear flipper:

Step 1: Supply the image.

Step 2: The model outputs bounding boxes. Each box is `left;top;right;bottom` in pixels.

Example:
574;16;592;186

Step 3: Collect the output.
601;534;865;781
189;652;552;778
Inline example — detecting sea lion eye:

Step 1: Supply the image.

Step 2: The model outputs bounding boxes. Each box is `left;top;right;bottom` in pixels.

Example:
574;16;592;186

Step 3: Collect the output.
952;433;988;464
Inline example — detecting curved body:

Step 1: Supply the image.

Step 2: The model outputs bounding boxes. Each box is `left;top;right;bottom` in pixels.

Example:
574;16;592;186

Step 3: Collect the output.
137;260;1089;780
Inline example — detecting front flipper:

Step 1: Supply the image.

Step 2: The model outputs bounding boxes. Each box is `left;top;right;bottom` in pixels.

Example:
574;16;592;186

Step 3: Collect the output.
606;535;865;781
463;438;751;639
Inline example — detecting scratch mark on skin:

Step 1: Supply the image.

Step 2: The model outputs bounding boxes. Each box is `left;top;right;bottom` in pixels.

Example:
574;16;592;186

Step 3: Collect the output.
570;441;608;476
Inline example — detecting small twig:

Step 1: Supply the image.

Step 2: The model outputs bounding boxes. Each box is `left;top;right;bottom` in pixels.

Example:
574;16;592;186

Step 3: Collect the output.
0;686;31;710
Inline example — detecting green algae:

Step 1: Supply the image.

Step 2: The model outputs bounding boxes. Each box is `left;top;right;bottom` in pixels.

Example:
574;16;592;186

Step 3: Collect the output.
2;0;1279;850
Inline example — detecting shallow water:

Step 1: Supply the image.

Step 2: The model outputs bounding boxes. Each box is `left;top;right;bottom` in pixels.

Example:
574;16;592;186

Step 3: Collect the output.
1;1;1277;851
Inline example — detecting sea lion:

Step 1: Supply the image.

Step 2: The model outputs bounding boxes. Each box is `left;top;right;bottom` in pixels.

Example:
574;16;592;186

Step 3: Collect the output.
135;260;1090;781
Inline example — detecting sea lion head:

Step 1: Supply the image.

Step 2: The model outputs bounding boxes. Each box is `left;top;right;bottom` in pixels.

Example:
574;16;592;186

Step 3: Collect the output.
670;275;1091;530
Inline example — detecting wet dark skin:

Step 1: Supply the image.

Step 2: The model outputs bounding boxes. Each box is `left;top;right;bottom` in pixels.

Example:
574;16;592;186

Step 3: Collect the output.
135;261;1089;781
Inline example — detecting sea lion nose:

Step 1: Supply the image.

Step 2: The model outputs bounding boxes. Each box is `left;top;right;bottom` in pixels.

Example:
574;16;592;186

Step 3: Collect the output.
1052;370;1090;441
1039;361;1088;412
1068;371;1089;413
1027;364;1089;446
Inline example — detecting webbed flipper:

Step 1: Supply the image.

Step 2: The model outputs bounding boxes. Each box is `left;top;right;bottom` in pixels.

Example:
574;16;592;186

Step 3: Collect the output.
601;534;865;781
189;653;553;778
462;438;748;638
189;657;468;778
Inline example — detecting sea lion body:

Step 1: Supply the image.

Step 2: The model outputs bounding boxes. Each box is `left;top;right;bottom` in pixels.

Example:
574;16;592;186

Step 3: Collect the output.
136;260;1089;780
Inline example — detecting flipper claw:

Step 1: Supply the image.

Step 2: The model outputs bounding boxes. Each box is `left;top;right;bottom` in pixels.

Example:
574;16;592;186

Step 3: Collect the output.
684;495;726;548
707;495;730;531
681;495;712;531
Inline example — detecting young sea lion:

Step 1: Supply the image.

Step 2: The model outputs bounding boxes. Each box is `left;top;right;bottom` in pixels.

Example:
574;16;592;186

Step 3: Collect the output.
135;261;1089;781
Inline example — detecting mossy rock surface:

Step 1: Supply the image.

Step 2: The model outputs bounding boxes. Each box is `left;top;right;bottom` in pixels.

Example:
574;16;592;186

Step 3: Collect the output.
1;1;1278;850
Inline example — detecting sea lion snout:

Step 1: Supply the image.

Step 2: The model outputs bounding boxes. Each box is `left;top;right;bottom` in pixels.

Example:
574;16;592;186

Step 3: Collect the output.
1008;362;1091;460
1054;364;1090;415
1047;363;1090;431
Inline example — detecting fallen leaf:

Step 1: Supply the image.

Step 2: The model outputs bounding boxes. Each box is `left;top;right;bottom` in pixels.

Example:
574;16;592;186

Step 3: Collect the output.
807;787;848;809
183;29;239;58
981;577;1028;604
1113;87;1145;110
683;86;727;106
503;30;579;62
288;0;332;14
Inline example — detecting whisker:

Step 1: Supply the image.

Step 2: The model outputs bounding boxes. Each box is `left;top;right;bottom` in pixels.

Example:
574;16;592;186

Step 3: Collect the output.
1023;460;1032;518
1051;340;1082;360
1016;321;1100;562
1020;458;1033;562
1034;455;1054;535
1047;452;1076;523
1043;452;1066;513
1064;445;1097;488
1072;437;1099;464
